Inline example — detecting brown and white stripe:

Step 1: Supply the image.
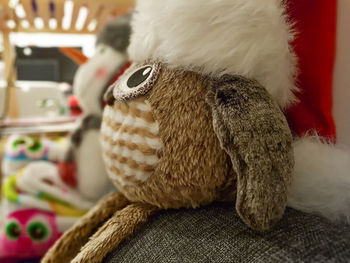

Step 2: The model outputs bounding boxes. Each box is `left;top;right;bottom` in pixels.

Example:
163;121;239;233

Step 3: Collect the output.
101;98;162;187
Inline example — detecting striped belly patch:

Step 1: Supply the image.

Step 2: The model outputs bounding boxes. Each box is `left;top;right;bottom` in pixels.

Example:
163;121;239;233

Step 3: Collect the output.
101;98;162;186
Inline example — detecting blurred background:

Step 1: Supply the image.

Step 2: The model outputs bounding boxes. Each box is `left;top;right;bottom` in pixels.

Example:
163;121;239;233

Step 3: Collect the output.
0;0;133;127
0;1;134;262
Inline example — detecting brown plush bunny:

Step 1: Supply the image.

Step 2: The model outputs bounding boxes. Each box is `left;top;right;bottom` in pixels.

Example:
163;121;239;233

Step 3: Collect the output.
42;1;296;262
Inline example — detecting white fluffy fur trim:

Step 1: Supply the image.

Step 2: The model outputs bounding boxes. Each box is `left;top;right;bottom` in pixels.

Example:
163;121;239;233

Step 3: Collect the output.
128;0;297;107
288;137;350;223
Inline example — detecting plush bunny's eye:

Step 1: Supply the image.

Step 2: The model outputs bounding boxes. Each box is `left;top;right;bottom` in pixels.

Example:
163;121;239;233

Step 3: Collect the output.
127;66;153;88
106;63;160;103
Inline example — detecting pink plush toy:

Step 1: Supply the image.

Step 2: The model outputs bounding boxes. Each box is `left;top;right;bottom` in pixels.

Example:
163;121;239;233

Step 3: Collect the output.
0;209;61;259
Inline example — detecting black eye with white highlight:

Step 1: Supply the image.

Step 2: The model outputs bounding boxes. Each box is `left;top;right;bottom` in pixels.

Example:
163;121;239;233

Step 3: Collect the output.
127;66;153;88
106;63;160;103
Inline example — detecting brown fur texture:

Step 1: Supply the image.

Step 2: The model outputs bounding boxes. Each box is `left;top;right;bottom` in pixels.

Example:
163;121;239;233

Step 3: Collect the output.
110;66;236;209
42;192;129;263
71;203;158;263
103;117;159;139
206;75;293;230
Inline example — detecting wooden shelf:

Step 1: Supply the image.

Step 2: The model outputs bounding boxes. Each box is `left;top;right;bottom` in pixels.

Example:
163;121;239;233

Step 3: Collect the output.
0;0;135;34
0;0;135;121
0;116;79;135
0;122;77;135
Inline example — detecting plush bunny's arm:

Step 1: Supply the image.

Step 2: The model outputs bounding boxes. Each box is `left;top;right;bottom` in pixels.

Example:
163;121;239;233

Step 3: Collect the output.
71;203;159;263
42;192;129;263
206;75;294;231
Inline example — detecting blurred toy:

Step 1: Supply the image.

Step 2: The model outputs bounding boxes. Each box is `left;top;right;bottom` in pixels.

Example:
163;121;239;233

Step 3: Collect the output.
0;149;90;261
59;15;131;200
0;209;68;259
0;162;87;259
2;162;93;217
1;135;68;177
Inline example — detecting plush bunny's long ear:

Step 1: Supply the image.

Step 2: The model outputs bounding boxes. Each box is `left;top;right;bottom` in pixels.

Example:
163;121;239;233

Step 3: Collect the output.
206;75;294;231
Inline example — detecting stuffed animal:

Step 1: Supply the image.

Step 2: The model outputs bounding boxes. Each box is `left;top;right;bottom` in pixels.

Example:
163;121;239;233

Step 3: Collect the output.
2;162;93;215
1;135;68;177
0;209;71;259
60;15;131;200
43;1;350;262
0;162;90;260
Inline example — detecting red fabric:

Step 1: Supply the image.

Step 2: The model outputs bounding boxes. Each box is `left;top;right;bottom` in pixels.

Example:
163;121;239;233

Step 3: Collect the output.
286;0;337;141
57;161;77;188
68;95;83;116
109;61;132;86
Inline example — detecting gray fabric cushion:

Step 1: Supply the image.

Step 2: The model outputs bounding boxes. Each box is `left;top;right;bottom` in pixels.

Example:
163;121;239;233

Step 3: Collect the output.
103;203;350;263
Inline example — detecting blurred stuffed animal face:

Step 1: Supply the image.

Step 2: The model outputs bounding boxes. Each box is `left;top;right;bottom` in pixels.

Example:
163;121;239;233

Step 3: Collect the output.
2;135;49;177
74;44;127;115
101;62;234;209
5;135;49;160
0;209;61;258
2;135;67;177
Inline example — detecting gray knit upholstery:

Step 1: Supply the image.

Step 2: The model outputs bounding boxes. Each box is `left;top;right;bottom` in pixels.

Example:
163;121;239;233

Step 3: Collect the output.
103;203;350;263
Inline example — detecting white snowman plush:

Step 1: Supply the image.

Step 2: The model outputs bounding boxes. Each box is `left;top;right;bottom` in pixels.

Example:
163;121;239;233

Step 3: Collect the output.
64;15;131;200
